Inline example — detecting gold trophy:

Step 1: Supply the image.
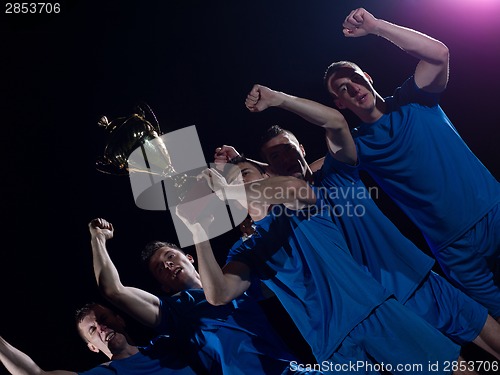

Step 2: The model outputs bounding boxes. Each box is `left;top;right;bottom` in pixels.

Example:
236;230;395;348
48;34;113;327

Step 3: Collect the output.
96;103;249;246
95;104;215;221
96;103;176;177
96;103;193;202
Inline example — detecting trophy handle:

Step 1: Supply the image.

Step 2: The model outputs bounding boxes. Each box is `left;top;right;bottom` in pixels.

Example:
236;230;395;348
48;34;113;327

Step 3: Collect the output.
135;101;162;135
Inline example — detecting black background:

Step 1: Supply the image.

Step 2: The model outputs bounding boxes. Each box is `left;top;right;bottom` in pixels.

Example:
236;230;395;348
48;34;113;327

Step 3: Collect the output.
2;0;500;373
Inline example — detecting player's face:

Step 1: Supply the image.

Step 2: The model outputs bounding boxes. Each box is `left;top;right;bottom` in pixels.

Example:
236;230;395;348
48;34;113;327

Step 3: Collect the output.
78;305;127;355
260;133;306;178
236;162;267;183
327;66;377;113
148;247;199;293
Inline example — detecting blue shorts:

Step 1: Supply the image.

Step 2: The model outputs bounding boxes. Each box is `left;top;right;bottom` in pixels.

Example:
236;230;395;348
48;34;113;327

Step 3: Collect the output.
324;299;460;374
435;203;500;318
404;271;488;344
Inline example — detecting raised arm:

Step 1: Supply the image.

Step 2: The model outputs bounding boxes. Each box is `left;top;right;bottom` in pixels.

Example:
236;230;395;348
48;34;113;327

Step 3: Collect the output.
0;336;75;375
246;176;316;206
203;168;315;206
245;84;357;164
342;7;449;92
214;145;240;166
174;208;252;306
88;218;161;328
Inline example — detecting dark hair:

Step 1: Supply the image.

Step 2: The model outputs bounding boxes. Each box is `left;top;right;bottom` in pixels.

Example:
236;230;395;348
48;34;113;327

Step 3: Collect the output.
229;155;267;175
258;125;298;162
75;302;99;326
323;60;359;93
141;240;183;265
75;302;101;342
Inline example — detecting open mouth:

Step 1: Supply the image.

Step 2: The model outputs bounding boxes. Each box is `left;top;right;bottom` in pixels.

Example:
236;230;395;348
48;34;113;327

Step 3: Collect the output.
357;94;367;103
105;332;116;342
173;267;182;278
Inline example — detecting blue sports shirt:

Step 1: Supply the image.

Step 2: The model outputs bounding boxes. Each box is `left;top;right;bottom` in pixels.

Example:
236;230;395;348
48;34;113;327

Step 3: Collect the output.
156;289;297;375
352;77;500;251
314;153;434;303
227;196;390;362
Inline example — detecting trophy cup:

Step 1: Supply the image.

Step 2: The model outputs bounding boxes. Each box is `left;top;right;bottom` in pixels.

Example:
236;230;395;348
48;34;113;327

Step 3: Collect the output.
95;104;248;247
97;103;174;175
96;104;229;222
97;103;203;205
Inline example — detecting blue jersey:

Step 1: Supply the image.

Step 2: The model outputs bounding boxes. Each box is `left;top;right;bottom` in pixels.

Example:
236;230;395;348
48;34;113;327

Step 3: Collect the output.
352;76;500;251
78;335;199;375
314;153;434;303
156;288;298;375
227;199;390;363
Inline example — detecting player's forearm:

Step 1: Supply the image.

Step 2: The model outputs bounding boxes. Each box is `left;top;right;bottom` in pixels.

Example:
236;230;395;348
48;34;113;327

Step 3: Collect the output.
246;177;315;205
272;93;356;163
194;239;245;305
372;19;449;66
0;337;74;375
278;94;348;131
222;177;314;206
90;234;161;327
91;236;124;298
194;239;231;303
